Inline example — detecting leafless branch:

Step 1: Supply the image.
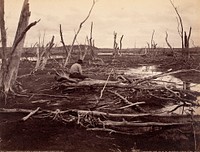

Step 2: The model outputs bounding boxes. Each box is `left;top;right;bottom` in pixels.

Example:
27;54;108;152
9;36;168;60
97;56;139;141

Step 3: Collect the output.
12;19;40;53
99;68;113;99
59;24;69;57
64;0;96;66
165;31;173;49
170;0;184;48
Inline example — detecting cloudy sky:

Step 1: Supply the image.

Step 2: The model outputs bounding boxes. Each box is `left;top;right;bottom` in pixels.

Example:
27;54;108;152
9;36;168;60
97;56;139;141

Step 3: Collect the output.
3;0;200;48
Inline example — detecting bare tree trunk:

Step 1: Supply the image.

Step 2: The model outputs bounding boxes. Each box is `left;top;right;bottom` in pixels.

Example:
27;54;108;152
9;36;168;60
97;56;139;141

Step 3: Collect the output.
0;0;7;90
40;36;54;70
0;0;39;95
3;0;30;93
184;27;192;60
35;36;54;70
64;0;96;67
119;35;124;50
59;24;69;58
150;30;157;49
89;22;95;60
165;31;175;57
113;31;118;57
170;0;184;50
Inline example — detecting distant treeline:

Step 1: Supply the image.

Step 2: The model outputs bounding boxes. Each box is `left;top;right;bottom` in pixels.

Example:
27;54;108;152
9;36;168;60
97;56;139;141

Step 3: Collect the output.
0;45;200;58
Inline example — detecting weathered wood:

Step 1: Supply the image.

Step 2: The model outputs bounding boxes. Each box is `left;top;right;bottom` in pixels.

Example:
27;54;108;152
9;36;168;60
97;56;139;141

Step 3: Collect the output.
99;120;190;127
58;69;200;88
170;0;184;49
60;80;121;87
1;108;200;121
64;0;96;66
3;0;31;93
0;108;32;113
118;102;145;110
0;0;7;95
0;0;40;94
22;107;40;121
35;35;54;70
59;24;69;57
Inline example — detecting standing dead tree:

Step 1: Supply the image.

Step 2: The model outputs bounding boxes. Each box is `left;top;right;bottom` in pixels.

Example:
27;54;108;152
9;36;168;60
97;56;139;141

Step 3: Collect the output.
0;0;40;97
119;35;124;50
165;31;173;50
150;30;157;49
170;0;192;60
146;30;157;57
0;0;7;79
35;35;55;71
81;22;95;61
89;22;95;60
63;0;96;67
113;32;124;57
59;24;69;58
113;31;118;57
165;31;176;57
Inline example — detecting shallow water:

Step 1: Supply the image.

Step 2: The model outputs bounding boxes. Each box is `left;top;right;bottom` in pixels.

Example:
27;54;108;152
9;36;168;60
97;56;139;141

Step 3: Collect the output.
21;55;64;61
0;55;64;64
120;65;200;92
118;65;200;115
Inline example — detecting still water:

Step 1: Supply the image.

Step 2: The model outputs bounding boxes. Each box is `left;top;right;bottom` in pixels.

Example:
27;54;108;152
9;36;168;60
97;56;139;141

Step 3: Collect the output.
118;65;200;115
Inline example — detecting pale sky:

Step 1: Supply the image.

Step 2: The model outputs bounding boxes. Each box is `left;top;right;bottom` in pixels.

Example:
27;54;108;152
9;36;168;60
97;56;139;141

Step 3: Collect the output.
3;0;200;48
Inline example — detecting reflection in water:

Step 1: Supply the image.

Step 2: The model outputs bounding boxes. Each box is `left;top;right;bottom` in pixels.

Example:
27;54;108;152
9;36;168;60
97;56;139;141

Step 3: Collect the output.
124;65;161;77
120;65;200;115
121;65;200;93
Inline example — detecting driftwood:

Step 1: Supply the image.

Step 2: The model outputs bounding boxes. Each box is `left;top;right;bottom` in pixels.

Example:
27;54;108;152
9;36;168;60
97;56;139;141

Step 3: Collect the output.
55;69;199;109
57;69;200;87
1;107;200;136
22;107;40;121
1;108;200;119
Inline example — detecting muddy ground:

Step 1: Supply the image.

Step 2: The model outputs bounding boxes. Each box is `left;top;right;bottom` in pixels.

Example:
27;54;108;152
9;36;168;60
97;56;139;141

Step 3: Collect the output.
0;52;200;151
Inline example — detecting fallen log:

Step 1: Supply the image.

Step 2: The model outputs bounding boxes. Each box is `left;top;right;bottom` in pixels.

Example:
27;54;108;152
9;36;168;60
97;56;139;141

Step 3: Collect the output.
0;108;199;118
118;102;146;110
1;108;200;124
99;120;190;127
0;108;32;113
134;69;200;85
22;107;40;121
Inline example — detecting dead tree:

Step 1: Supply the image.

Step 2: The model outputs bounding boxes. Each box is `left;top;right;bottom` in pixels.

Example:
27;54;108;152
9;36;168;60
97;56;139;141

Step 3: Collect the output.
165;31;175;57
170;0;192;60
113;32;124;58
183;27;192;60
150;30;157;49
113;31;118;57
89;22;95;60
35;35;55;71
59;24;69;58
0;0;7;82
0;0;40;96
63;0;96;67
81;22;95;61
119;35;124;50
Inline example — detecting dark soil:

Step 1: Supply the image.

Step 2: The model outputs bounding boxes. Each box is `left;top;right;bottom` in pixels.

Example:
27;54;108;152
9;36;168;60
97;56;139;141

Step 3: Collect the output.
1;52;200;151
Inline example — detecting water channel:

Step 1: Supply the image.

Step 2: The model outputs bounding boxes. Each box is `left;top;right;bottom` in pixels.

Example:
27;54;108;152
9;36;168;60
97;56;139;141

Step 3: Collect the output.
117;65;200;115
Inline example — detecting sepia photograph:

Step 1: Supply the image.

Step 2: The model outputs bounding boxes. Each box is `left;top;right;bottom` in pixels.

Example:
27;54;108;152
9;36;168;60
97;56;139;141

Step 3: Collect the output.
0;0;200;151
